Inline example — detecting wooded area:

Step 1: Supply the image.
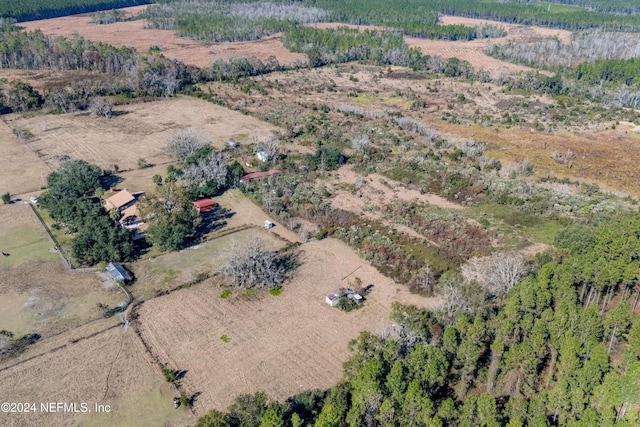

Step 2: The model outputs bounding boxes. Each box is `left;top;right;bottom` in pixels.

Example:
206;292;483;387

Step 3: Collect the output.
0;0;149;22
194;215;640;426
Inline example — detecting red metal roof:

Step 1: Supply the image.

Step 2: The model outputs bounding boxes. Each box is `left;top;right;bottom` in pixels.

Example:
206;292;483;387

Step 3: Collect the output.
193;199;216;208
240;169;282;181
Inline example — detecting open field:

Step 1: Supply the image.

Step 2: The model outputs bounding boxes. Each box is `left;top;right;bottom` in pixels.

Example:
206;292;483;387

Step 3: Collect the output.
20;7;570;74
0;120;50;197
132;227;288;301
0;204;124;338
136;237;440;413
19;6;307;68
0;318;195;427
2;96;281;172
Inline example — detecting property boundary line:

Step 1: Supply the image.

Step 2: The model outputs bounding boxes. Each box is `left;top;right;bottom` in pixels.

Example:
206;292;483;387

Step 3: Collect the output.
27;203;97;273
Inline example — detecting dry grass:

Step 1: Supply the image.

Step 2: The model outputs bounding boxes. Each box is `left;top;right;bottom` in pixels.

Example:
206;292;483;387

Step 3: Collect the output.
2;96;281;172
136;237;440;414
0;204;124;338
0;318;195;427
132;227;287;301
0;121;50;197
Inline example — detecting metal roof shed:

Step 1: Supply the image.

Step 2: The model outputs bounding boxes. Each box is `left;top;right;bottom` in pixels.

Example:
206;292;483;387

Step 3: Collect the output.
107;262;132;282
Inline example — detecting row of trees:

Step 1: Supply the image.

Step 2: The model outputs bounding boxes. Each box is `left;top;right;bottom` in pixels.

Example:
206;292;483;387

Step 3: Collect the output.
195;214;640;426
486;29;640;68
138;1;324;43
0;0;148;22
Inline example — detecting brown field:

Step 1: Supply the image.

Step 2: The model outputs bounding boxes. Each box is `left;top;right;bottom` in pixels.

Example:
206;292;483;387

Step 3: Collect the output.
136;237;440;414
20;7;570;74
2;96;281;172
19;6;307;68
0;318;195;427
0;120;50;196
312;18;571;74
0;204;124;338
0;69;113;92
132;227;289;301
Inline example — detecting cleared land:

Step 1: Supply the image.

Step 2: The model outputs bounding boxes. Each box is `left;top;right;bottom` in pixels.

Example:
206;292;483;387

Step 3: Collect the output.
0;203;124;338
132;227;289;301
136;237;440;414
2;96;280;172
19;6;307;68
0;318;194;427
0;120;50;196
20;7;569;74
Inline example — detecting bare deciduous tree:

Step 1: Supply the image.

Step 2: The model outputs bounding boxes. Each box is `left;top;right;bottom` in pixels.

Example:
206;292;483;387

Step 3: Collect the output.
89;96;113;118
252;134;279;161
166;128;209;161
461;252;527;295
351;134;370;153
222;239;284;289
181;151;230;189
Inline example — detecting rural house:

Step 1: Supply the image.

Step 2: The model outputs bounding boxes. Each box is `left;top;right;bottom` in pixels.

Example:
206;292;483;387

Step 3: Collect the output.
104;189;147;240
104;189;136;211
106;262;132;282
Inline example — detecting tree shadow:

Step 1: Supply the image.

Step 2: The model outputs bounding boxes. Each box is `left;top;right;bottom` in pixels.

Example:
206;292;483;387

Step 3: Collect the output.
111;110;129;117
100;172;124;190
188;391;202;406
176;370;188;381
191;205;236;243
279;249;302;283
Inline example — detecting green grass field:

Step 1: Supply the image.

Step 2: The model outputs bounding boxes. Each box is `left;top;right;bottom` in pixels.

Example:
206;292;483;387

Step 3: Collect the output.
0;205;58;268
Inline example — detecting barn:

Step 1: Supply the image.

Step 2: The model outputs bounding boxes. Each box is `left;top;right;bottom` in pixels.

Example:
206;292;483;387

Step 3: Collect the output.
193;199;217;213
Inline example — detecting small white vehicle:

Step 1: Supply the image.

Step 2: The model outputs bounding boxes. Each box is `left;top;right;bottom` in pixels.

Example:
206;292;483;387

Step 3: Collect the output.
30;197;38;204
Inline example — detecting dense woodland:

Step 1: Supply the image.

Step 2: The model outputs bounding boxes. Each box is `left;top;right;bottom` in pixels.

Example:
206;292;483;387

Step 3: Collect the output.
193;216;640;426
0;0;149;22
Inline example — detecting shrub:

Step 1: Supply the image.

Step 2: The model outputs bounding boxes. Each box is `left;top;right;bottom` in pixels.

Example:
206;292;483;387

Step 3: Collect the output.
162;368;178;383
1;192;10;204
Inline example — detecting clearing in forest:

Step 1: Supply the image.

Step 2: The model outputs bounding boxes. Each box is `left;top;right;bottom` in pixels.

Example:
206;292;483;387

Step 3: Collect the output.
135;237;440;414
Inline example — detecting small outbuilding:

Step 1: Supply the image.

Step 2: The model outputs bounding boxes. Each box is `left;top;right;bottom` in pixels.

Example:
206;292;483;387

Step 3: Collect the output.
107;262;132;282
325;292;341;307
193;198;217;213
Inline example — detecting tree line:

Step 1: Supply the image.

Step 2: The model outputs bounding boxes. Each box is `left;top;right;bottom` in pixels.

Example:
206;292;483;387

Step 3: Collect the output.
525;0;640;15
0;0;149;22
193;213;640;426
0;29;204;114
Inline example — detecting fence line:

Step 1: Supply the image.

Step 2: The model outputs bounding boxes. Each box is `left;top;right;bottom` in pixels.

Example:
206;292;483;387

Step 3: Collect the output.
27;203;97;273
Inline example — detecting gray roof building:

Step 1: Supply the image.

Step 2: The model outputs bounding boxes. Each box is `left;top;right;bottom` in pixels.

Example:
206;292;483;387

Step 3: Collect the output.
107;262;132;282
